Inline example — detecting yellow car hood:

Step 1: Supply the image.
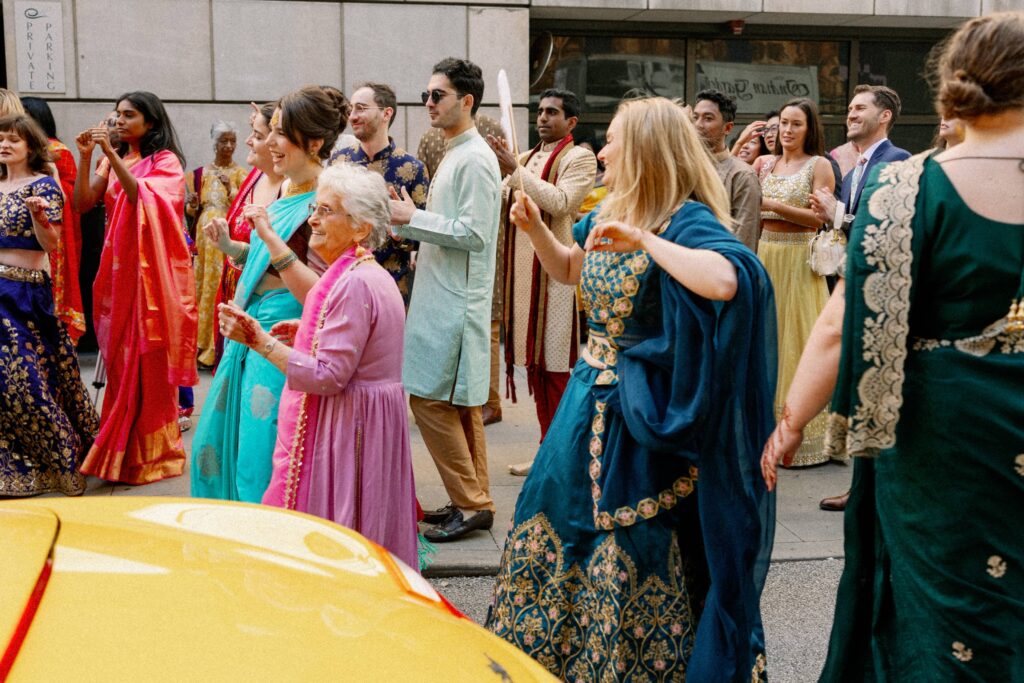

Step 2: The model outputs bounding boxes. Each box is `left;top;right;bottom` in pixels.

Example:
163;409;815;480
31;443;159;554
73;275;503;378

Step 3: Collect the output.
1;498;553;682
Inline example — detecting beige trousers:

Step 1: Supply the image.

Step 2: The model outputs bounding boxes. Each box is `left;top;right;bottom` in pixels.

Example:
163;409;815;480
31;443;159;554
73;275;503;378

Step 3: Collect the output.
409;395;494;512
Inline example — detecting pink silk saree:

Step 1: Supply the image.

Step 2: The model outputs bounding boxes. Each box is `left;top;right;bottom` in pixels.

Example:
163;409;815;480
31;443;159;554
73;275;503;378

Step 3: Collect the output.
80;150;198;484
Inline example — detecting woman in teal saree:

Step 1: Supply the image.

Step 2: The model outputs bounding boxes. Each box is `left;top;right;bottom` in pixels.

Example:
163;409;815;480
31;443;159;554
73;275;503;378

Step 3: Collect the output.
191;86;350;502
762;13;1024;680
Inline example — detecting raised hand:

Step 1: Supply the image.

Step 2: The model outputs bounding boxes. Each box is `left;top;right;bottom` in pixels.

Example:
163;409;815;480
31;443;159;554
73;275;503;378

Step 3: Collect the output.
485;134;517;177
242;203;274;244
25;196;53;225
509;191;545;236
75;128;96;155
203;217;233;253
218;301;264;348
388;185;416;226
90;125;114;154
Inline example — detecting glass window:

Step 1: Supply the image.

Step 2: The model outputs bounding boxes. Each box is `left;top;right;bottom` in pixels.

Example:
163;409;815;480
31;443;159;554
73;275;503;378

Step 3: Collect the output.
857;42;937;116
529;36;685;114
694;39;849;116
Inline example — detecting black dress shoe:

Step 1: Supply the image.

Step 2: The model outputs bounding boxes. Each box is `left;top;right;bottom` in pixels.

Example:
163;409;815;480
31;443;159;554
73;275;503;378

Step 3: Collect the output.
424;509;494;543
422;502;455;525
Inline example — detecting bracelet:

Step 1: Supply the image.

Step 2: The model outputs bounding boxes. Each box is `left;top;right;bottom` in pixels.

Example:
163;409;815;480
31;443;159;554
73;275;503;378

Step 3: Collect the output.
231;243;250;265
261;338;277;356
271;250;298;272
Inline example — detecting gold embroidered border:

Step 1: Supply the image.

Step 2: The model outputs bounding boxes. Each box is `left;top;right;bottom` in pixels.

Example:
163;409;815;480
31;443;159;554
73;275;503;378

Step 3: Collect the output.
910;317;1024;356
587;399;699;531
825;152;928;459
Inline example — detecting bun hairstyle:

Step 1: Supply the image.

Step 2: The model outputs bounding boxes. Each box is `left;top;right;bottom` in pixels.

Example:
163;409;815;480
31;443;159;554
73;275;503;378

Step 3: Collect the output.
277;85;351;160
931;11;1024;121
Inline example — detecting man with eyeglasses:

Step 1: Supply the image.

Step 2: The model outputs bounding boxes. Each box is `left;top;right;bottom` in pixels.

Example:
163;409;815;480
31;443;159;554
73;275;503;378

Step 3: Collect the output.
331;82;428;306
484;89;596;475
389;58;502;543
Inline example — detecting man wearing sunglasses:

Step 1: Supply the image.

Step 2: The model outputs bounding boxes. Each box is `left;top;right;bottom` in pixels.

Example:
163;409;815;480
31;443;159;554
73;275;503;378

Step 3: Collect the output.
331;82;429;307
389;57;502;543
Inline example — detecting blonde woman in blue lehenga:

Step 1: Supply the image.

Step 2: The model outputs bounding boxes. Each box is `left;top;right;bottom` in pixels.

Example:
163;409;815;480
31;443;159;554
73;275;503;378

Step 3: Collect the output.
487;98;777;682
762;12;1024;680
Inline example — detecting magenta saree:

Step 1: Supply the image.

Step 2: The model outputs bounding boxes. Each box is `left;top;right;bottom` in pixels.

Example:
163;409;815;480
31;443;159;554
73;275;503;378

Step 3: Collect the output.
263;246;418;568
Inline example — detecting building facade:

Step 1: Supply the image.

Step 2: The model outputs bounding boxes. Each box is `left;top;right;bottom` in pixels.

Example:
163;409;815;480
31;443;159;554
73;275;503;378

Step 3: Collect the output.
3;0;1022;167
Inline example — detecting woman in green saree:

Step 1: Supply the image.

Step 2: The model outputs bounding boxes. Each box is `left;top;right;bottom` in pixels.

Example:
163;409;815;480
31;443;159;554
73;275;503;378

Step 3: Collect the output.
761;12;1024;680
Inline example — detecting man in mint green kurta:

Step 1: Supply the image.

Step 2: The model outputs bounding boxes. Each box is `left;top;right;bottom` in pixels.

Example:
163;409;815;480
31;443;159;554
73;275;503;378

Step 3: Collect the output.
390;58;501;542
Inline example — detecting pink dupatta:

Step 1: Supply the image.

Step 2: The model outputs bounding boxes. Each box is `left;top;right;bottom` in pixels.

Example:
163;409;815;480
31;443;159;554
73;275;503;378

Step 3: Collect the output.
262;245;374;510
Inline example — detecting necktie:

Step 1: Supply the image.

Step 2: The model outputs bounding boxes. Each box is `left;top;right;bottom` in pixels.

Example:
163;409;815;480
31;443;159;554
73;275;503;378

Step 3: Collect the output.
850;156;868;203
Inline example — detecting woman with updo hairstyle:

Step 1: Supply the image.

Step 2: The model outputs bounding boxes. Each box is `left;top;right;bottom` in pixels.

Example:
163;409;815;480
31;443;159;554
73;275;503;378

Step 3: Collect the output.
192;85;350;504
212;102;285;367
761;11;1024;680
186;119;247;369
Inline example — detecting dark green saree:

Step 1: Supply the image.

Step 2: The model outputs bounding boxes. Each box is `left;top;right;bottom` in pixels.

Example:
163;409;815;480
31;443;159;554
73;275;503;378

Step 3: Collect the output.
821;152;1024;681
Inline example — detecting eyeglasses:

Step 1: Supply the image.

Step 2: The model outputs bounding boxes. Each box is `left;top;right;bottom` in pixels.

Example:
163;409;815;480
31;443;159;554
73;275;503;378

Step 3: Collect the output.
421;89;456;105
308;202;337;219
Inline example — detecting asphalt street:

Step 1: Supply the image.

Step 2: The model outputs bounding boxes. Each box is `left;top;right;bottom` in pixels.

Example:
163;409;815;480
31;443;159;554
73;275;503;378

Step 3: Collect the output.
430;558;844;683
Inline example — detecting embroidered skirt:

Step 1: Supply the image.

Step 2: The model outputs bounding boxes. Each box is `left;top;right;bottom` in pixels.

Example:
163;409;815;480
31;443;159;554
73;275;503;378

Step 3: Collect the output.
486;363;698;681
758;230;832;466
0;269;99;496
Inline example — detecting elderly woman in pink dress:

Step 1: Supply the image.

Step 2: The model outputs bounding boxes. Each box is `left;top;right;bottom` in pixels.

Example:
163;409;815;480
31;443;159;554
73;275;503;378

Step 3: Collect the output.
218;163;418;567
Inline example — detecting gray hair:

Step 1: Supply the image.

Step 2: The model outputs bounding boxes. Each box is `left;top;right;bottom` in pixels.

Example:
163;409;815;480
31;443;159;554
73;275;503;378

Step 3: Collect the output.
318;163;391;251
210;119;237;141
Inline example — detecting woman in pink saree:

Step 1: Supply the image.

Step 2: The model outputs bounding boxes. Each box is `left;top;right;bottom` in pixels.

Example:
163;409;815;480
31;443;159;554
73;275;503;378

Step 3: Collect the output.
219;163;417;567
73;91;197;484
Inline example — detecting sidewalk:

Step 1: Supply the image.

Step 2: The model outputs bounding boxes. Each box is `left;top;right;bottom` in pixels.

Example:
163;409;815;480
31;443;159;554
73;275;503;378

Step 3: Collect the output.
75;353;849;576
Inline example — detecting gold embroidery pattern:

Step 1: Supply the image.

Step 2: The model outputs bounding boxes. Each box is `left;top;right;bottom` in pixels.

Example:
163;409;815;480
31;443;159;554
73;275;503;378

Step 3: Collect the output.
952;641;973;663
751;652;767;682
825;152;929;459
986;556;1007;579
0;315;98;496
910;316;1024;356
488;513;695;681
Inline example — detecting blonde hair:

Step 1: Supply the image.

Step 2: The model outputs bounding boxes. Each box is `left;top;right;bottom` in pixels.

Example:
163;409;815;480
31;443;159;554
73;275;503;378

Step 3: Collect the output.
0;89;25;117
598;97;730;231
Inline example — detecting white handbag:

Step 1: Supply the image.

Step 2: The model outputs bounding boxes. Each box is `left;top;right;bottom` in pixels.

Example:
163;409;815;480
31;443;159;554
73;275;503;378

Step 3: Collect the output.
808;203;851;277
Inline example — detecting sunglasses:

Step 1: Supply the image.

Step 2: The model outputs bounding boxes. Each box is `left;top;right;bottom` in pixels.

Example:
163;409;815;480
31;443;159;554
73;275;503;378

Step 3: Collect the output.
421;89;457;105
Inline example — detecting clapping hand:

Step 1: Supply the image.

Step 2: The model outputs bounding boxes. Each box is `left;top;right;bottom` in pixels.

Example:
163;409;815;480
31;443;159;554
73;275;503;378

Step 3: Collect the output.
485;134;517;177
808;188;838;226
241;204;273;243
218;301;264;348
388;186;416;227
25;196;53;226
203;217;233;253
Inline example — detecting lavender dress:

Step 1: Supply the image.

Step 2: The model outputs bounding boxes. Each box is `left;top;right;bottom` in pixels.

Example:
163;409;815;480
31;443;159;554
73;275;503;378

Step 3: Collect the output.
263;252;418;568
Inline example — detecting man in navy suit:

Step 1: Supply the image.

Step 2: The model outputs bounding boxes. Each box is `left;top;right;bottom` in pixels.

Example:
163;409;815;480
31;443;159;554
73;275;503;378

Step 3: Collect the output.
812;85;911;230
810;84;910;512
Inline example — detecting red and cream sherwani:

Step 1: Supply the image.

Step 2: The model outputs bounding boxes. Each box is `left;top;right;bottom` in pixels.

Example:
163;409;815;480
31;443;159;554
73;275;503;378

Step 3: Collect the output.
503;137;596;440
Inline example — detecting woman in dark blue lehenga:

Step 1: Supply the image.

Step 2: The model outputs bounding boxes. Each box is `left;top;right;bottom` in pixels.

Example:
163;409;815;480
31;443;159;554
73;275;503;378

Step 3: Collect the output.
487;97;777;682
0;114;98;496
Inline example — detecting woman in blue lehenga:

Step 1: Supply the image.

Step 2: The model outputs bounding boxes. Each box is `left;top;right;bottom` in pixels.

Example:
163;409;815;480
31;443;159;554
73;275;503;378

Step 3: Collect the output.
0;114;98;496
191;86;349;502
487;98;777;682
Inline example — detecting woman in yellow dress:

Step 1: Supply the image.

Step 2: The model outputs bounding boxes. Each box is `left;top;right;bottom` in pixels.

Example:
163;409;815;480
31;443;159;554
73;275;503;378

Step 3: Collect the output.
186;121;247;368
757;98;835;466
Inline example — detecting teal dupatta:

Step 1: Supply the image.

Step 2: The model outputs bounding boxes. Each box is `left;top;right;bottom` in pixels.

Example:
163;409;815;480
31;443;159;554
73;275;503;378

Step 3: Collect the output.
191;191;314;502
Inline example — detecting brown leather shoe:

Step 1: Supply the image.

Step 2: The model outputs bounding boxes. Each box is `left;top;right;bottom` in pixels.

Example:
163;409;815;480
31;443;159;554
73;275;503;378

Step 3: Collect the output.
819;490;850;511
482;405;502;426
